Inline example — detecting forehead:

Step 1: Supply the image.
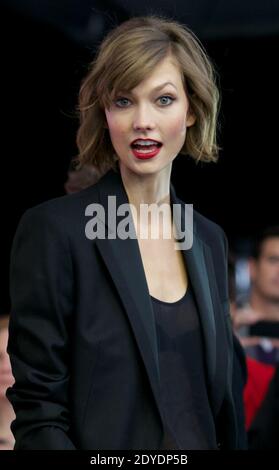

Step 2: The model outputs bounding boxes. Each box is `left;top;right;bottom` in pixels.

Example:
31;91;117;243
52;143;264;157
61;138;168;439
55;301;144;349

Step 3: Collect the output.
140;56;181;82
118;55;184;94
260;237;279;257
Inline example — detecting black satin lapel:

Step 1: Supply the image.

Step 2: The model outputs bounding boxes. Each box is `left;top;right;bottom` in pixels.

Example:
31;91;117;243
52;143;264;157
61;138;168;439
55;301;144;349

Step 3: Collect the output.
202;245;229;414
94;170;164;427
184;240;217;386
95;236;160;374
170;184;217;392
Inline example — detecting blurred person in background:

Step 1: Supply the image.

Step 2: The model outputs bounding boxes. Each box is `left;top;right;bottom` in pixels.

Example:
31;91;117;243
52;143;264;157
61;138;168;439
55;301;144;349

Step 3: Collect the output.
231;227;279;444
233;226;279;365
0;315;15;450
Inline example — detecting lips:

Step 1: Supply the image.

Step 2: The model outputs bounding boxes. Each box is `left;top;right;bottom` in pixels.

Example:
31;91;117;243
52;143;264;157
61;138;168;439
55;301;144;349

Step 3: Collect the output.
131;145;162;160
129;138;163;160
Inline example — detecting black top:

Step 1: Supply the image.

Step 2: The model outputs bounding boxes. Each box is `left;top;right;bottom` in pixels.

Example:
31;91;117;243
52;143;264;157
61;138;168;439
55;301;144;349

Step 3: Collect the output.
151;282;217;449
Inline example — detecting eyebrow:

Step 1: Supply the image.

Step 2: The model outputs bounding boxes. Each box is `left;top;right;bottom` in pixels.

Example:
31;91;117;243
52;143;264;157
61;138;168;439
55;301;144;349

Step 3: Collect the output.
152;81;177;91
118;81;177;96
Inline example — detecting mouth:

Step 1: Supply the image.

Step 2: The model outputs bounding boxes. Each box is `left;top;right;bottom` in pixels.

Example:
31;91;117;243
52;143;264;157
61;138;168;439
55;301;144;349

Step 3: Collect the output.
130;140;163;160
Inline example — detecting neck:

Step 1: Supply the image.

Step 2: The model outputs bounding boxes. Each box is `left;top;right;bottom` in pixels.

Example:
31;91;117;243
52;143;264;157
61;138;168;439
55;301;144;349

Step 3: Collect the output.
119;163;172;211
250;290;279;321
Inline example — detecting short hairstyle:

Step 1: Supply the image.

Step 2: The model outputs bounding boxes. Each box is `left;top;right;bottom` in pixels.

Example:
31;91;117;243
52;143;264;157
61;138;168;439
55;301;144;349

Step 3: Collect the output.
75;15;220;174
252;226;279;260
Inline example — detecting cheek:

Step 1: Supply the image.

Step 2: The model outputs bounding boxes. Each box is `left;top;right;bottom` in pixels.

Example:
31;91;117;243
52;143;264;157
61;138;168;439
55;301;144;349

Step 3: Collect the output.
166;114;187;139
259;266;274;284
105;112;128;138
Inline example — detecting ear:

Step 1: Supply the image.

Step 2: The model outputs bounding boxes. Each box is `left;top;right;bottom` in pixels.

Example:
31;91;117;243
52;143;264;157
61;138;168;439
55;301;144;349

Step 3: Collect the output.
186;110;196;127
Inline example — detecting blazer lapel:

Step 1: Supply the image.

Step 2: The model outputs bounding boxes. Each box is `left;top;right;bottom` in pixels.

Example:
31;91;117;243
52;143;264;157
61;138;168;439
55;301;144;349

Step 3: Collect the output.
170;184;218;406
94;169;165;426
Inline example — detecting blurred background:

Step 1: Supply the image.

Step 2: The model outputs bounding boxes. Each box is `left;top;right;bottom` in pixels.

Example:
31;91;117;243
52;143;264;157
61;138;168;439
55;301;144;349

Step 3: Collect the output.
1;0;279;314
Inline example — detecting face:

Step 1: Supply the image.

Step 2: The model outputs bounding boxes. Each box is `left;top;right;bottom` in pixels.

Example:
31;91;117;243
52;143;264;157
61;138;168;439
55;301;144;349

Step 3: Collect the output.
250;237;279;302
104;55;195;178
0;327;14;399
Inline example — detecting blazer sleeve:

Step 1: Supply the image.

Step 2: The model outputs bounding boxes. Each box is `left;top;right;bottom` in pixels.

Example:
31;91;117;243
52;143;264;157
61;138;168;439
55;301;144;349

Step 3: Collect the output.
221;228;247;448
6;206;76;449
214;228;239;448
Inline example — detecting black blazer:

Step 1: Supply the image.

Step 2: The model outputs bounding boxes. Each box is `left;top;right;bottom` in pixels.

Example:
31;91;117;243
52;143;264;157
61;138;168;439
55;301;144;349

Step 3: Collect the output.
7;168;238;449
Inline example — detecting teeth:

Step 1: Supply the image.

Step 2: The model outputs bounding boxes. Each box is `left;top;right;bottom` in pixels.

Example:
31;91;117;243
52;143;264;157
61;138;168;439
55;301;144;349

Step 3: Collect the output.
133;140;159;146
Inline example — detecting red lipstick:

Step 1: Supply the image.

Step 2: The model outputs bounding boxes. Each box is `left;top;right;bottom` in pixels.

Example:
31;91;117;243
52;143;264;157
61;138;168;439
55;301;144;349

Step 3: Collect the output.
130;138;163;160
131;146;162;160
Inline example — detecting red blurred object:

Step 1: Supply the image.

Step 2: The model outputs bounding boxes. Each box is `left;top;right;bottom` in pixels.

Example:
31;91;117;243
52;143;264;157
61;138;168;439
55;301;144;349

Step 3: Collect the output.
244;356;276;429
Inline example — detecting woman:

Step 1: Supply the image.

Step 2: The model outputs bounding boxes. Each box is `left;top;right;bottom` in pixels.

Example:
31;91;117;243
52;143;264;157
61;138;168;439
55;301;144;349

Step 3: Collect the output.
7;15;237;449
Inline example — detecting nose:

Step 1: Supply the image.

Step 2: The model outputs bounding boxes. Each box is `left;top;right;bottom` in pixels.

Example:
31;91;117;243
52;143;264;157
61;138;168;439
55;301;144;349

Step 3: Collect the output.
132;103;156;131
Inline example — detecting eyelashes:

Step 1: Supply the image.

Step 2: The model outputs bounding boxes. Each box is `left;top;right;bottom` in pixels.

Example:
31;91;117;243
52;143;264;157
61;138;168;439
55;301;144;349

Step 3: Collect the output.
114;95;176;108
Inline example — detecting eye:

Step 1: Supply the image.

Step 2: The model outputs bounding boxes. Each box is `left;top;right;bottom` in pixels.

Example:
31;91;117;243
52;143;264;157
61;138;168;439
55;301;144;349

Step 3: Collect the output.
114;97;131;108
158;95;175;106
114;95;176;108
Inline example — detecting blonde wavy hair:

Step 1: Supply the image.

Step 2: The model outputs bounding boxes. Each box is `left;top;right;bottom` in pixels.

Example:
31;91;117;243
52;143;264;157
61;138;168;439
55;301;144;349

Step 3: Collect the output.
75;15;220;174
